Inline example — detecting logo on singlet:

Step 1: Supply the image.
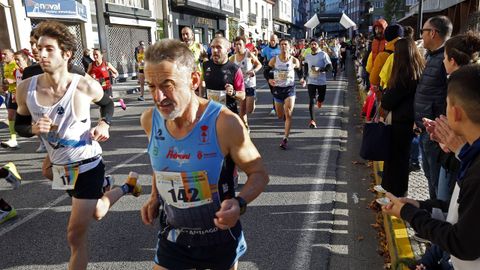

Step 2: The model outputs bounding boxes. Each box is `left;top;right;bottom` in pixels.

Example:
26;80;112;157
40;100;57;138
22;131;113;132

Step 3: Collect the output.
56;106;65;116
166;147;191;166
199;125;209;144
196;151;217;160
155;128;165;140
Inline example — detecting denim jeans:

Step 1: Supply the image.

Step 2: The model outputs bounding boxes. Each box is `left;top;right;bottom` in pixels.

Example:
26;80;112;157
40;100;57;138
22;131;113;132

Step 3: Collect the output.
437;166;457;202
410;135;420;165
420;132;442;199
418;244;453;270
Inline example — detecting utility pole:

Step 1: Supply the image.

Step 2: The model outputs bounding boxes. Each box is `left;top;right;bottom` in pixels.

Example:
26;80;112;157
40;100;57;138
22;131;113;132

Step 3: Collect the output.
417;0;423;39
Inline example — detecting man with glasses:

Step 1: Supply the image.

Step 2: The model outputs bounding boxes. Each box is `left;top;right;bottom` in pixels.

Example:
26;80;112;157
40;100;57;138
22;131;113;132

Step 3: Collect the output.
414;15;453;200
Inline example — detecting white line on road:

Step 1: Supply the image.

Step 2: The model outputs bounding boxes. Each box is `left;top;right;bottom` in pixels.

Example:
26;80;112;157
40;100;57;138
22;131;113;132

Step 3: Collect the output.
0;151;147;237
291;79;346;269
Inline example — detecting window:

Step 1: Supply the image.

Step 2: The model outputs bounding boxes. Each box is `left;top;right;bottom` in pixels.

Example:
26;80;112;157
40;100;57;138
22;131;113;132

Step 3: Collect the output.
262;6;264;18
106;0;144;9
194;28;203;44
255;2;258;14
373;1;384;8
248;0;251;13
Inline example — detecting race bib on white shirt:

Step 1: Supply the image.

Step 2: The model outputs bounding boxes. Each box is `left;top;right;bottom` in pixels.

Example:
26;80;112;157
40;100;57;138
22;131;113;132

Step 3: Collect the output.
309;66;321;78
206;89;226;105
155;171;213;209
274;70;289;81
52;164;80;190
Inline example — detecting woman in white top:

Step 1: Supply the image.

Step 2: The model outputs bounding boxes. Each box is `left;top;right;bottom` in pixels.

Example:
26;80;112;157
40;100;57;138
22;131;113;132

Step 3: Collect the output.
229;36;262;130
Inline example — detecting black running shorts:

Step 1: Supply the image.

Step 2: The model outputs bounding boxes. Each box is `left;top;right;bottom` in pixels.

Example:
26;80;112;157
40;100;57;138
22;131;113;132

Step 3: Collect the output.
5;92;17;110
67;160;105;200
307;84;327;103
154;232;247;270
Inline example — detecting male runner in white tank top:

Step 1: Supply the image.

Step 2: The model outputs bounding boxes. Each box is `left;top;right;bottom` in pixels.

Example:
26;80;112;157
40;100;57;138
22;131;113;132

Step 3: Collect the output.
14;21;141;270
267;39;302;150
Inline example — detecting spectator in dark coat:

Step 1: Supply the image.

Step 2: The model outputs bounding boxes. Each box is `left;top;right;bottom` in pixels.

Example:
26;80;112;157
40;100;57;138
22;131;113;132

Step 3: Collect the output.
381;38;425;196
414;16;452;200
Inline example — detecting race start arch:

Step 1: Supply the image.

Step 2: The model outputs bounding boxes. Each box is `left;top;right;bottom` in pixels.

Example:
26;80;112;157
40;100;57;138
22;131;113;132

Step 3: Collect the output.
304;12;356;38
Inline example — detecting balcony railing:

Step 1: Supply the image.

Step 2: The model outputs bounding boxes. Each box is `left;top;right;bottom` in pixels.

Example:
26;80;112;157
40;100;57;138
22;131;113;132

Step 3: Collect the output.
248;13;257;25
261;18;268;28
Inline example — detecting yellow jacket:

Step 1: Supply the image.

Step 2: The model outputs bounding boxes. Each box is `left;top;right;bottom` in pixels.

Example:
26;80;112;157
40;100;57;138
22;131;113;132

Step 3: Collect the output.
369;37;399;86
380;54;394;88
366;52;373;74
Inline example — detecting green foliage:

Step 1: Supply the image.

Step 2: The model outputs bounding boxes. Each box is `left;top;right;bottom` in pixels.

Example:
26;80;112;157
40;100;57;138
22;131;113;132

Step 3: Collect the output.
384;0;405;23
228;18;238;42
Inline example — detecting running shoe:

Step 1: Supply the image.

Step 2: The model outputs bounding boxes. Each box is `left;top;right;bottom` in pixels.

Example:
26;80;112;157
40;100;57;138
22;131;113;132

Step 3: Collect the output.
269;109;276;116
279;138;288;150
0;207;17;224
103;175;114;193
316;101;322;109
137;96;145;101
1;139;18;149
309;120;317;129
125;172;142;197
36;142;47;153
118;99;127;110
3;162;21;189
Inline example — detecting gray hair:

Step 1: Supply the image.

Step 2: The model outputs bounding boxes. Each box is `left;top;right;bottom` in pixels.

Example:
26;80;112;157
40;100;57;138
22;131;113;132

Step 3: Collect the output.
144;39;195;73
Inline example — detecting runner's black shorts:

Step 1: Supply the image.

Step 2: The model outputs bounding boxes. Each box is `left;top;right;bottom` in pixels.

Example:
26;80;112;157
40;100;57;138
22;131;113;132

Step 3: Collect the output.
5;92;17;110
245;87;256;97
272;86;295;103
67;159;105;200
307;84;327;103
154;232;247;269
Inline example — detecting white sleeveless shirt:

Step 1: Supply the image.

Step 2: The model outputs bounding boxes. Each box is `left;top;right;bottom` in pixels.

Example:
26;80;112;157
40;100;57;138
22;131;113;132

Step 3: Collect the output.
26;74;102;165
273;55;295;87
233;51;256;88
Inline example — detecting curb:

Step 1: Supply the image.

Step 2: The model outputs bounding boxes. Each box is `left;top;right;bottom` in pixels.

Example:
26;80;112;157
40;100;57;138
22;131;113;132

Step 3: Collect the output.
373;162;415;270
355;72;418;269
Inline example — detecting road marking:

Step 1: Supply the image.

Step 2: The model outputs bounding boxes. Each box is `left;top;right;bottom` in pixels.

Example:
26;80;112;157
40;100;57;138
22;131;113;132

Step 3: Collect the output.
0;151;147;237
292;78;346;269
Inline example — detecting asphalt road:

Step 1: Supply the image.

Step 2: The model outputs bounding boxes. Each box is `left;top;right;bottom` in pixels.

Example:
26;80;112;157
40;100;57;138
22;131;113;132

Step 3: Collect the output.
0;59;383;270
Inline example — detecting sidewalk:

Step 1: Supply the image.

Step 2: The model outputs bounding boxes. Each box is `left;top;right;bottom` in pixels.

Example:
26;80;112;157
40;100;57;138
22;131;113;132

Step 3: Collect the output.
355;65;430;269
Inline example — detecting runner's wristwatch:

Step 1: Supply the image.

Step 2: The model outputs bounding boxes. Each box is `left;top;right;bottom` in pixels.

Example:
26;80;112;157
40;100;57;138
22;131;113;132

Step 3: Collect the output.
234;196;247;215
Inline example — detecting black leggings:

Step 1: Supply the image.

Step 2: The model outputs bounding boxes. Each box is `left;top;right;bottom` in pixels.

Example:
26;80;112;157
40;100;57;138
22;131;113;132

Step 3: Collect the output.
307;84;326;121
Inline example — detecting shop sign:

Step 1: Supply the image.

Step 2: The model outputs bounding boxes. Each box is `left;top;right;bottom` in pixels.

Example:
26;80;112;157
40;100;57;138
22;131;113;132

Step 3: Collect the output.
196;17;215;28
221;0;234;13
25;0;87;22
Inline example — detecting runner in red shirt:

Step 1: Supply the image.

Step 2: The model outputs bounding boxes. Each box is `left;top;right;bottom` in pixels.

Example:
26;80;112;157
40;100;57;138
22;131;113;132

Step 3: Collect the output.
87;48;126;110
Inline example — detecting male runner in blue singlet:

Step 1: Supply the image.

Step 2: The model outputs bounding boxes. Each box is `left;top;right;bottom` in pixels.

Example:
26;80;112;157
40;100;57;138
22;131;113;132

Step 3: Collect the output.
140;39;270;270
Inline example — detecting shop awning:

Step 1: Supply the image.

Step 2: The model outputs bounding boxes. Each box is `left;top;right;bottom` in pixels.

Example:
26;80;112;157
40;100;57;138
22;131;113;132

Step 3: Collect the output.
398;0;466;22
25;0;88;22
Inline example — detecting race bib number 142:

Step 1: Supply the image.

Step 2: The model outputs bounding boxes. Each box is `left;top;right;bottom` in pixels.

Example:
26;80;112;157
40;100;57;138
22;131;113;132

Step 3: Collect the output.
155;171;213;209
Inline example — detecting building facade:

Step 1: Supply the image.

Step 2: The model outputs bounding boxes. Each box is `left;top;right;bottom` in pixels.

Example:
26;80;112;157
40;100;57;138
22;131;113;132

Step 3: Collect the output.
290;0;308;39
273;0;292;38
235;0;274;42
